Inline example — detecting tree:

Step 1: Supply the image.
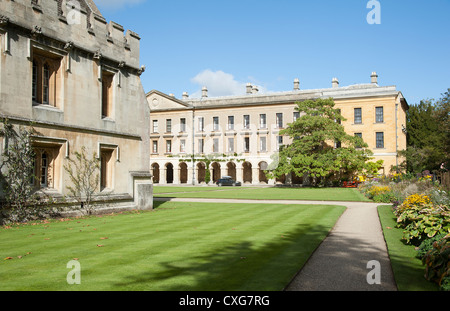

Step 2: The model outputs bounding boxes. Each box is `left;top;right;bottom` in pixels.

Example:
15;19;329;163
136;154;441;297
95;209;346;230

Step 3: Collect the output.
433;89;450;159
64;146;100;215
0;119;58;223
269;98;373;186
401;91;449;174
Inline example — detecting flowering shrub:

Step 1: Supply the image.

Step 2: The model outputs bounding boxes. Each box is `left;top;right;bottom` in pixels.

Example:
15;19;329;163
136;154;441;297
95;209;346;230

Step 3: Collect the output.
364;185;396;203
395;194;431;214
419;175;432;182
395;195;450;246
358;172;450;290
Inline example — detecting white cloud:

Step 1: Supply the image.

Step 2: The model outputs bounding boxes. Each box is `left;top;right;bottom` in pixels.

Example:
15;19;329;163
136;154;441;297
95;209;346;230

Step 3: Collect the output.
190;69;266;98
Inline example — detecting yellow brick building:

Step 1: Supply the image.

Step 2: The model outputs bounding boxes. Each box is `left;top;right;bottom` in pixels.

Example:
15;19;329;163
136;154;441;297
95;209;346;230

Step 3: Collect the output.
147;72;408;185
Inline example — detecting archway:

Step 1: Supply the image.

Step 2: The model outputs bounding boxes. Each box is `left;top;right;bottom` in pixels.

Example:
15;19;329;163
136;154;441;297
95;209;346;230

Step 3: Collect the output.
227;162;236;180
291;171;303;185
197;162;206;184
151;163;160;184
243;162;252;184
211;162;221;183
179;162;188;184
165;163;174;184
259;161;269;184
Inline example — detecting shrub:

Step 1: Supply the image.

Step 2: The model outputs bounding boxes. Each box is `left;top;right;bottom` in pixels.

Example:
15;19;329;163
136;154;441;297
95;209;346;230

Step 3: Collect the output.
395;194;431;214
428;189;450;207
366;186;391;200
416;233;447;259
395;199;450;246
422;234;450;291
372;191;397;203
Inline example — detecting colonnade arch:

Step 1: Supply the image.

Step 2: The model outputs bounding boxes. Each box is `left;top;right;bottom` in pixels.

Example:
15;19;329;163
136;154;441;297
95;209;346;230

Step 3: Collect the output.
150;159;304;185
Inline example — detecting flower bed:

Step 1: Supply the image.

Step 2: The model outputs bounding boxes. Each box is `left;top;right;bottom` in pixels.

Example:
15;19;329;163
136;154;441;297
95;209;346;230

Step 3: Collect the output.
359;171;450;290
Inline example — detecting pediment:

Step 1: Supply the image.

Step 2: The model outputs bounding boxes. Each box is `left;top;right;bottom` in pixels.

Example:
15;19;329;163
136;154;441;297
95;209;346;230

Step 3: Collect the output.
146;90;192;111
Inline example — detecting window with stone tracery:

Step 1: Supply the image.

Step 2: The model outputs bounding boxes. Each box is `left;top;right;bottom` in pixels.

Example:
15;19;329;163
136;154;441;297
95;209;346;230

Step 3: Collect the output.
32;51;61;108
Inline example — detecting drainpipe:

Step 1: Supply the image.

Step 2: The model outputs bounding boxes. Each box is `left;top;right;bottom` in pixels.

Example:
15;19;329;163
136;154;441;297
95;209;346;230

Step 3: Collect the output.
395;103;399;174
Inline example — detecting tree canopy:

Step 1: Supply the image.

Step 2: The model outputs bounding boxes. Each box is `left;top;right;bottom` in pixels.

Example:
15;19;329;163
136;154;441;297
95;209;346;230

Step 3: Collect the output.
269;98;375;185
400;89;450;174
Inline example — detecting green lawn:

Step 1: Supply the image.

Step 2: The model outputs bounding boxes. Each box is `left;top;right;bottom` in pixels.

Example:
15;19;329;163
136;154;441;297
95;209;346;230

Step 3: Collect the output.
377;206;438;291
154;186;370;202
0;201;345;291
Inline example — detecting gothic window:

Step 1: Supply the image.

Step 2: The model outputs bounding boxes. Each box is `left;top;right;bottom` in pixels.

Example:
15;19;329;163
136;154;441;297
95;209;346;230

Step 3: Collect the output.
101;70;114;118
40;152;48;187
32;61;38;101
32;52;61;107
43;63;50;104
100;149;114;190
31;148;58;189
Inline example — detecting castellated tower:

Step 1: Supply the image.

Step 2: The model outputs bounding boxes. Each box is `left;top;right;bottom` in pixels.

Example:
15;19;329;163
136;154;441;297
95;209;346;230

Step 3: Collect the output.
0;0;153;214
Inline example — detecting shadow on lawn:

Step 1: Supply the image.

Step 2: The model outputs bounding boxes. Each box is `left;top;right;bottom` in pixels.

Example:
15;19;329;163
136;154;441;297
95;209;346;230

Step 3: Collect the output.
113;203;434;291
112;207;334;291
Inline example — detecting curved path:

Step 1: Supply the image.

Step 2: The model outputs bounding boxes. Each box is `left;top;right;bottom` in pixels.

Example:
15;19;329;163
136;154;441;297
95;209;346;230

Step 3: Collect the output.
154;197;398;291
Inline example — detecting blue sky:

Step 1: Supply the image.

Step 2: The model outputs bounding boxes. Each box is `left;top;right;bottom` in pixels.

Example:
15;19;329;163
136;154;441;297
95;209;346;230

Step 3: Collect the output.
95;0;450;105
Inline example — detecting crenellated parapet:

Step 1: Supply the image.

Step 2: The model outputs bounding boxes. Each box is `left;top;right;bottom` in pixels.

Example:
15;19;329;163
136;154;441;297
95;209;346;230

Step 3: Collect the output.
0;0;142;71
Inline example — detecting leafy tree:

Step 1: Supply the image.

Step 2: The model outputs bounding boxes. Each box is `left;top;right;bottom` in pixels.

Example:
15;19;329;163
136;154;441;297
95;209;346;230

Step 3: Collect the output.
269;98;373;186
433;89;450;159
401;91;449;174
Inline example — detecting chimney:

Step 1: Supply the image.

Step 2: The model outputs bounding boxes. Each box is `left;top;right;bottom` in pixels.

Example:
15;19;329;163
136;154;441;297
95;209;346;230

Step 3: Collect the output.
332;77;339;88
182;92;189;99
371;72;378;84
202;86;208;98
252;85;259;94
293;78;300;91
246;83;253;94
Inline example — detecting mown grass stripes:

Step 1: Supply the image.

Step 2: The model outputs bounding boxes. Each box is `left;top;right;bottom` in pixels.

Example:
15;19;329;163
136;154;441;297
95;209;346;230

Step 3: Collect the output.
154;186;370;202
0;202;344;291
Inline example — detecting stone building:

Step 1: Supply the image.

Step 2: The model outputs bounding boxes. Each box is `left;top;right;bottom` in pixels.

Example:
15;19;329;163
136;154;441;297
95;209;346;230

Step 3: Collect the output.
147;73;408;185
0;0;153;211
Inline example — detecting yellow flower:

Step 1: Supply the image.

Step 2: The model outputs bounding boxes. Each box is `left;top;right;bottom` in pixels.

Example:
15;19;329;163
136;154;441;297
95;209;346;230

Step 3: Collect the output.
397;194;431;213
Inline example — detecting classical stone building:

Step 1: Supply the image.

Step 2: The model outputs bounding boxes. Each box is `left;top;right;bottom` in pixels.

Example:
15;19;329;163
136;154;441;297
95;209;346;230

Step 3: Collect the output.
147;73;408;185
0;0;153;211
